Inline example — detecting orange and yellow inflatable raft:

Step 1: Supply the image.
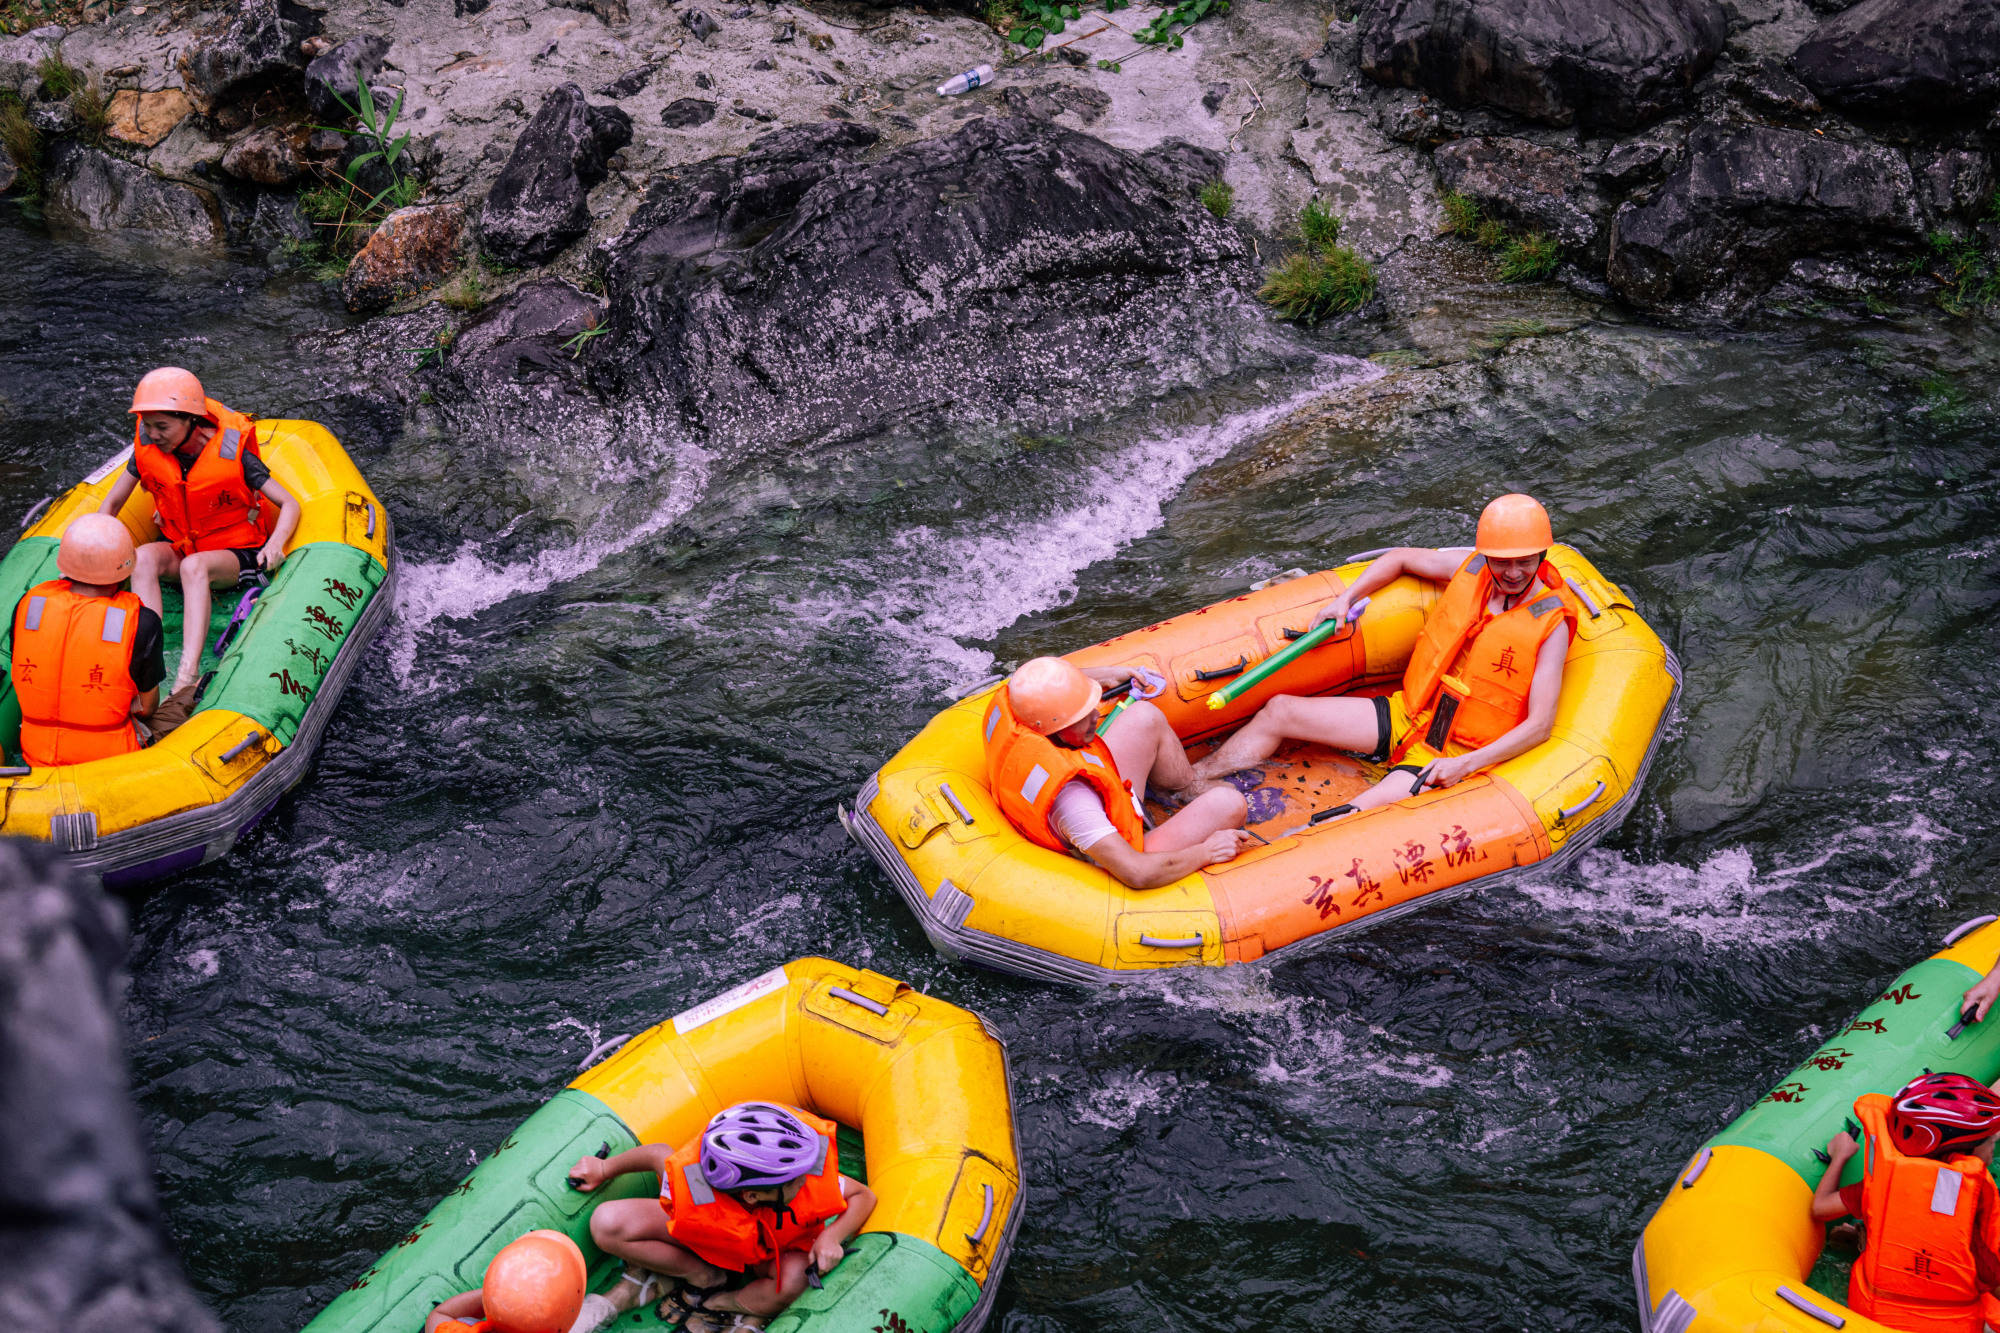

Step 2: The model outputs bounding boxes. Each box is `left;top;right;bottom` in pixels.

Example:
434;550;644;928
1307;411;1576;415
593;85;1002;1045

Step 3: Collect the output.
843;545;1680;985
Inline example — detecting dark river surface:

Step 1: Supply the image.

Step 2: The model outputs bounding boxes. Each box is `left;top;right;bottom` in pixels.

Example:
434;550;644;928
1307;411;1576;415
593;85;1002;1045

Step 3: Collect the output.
5;215;1999;1332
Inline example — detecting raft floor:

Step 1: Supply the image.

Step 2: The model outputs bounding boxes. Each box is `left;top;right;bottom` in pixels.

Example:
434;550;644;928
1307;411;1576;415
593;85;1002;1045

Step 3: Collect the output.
1145;737;1381;836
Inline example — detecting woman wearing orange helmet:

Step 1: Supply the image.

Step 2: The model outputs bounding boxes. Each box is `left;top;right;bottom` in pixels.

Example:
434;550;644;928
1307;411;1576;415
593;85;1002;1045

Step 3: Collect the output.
96;367;302;694
425;1229;589;1333
1192;494;1581;814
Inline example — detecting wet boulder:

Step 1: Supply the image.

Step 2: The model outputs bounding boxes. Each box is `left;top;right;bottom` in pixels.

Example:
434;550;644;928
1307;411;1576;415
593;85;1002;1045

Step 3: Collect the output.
342;202;465;312
220;124;306;185
1433;135;1610;261
0;840;221;1333
176;0;321;117
1606;124;1924;311
304;33;390;120
0;26;62;100
1789;0;2000;119
595;114;1259;448
44;142;226;251
477;83;633;268
1358;0;1728;130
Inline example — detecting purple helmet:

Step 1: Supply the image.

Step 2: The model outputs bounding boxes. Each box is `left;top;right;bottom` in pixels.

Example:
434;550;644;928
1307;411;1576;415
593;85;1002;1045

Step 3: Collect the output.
699;1102;822;1190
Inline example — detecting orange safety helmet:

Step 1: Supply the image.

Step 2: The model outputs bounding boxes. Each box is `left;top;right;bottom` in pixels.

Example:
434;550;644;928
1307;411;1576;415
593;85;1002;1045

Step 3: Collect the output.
130;367;211;418
56;513;137;586
479;1230;587;1333
1006;656;1101;735
1474;493;1555;559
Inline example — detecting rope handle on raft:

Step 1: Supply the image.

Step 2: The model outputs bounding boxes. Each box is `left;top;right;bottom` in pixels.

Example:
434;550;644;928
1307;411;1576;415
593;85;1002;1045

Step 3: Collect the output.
1205;598;1371;712
1193;657;1248;682
1944;914;1998;946
965;1183;996;1246
1776;1286;1846;1327
937;782;975;825
577;1034;632;1070
1139;933;1204;949
1678;1147;1711;1189
20;495;52;530
220;730;267;763
1557;782;1606;821
830;986;890;1016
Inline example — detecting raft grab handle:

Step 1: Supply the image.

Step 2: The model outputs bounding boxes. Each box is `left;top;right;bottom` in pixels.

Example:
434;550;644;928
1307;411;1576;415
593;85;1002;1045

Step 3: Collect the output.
1194;657;1248;682
1776;1286;1845;1327
0;765;30;777
1558;782;1607;821
1574;586;1603;619
577;1035;632;1071
20;495;52;530
1140;933;1204;949
1679;1147;1711;1189
1948;1008;1983;1041
1944;914;1998;946
365;504;377;538
937;782;975;825
965;1183;996;1246
830;986;890;1016
220;730;267;763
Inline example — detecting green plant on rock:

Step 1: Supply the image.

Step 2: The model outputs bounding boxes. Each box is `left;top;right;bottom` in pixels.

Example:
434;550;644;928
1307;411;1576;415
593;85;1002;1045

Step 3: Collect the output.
437;264;487;312
1475;316;1553;352
300;73;418;265
71;82;107;142
36;54;81;99
1299;195;1339;251
1472;216;1507;250
561;322;607;358
1924;228;1999;316
1919;372;1969;425
1260;248;1375;325
1497;230;1560;282
1439;190;1481;238
1199;178;1234;219
1134;0;1225;49
0;94;42;205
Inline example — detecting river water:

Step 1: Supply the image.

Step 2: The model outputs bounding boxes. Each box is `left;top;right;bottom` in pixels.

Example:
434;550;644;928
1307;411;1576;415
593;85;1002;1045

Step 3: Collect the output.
5;215;1999;1332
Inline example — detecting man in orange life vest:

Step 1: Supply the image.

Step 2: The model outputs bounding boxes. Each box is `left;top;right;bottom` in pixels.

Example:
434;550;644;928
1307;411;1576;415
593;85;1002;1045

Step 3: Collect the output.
1190;493;1580;814
567;1102;876;1333
96;367;301;695
1812;1072;2000;1333
9;514;166;768
985;656;1255;888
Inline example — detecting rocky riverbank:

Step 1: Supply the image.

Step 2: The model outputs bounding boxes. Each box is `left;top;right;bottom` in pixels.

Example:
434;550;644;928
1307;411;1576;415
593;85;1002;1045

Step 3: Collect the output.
0;0;1994;443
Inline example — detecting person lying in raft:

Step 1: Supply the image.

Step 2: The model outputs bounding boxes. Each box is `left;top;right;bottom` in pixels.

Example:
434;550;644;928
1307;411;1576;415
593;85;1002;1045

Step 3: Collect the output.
1190;493;1580;817
97;367;300;696
985;656;1256;888
1812;1072;2000;1333
9;514;165;768
426;1229;589;1333
567;1101;876;1333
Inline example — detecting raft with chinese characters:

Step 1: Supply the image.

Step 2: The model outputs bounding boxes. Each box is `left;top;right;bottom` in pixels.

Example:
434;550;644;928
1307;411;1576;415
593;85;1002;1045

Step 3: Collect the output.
843;545;1679;985
299;957;1023;1333
1634;915;2000;1333
0;420;393;886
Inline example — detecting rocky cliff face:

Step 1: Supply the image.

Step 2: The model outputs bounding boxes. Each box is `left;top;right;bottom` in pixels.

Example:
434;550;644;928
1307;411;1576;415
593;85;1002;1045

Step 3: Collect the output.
0;841;220;1332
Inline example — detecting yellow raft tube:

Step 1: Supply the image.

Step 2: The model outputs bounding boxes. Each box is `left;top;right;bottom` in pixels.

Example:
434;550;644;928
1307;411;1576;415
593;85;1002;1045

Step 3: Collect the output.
303;957;1023;1333
845;546;1679;985
0;421;393;886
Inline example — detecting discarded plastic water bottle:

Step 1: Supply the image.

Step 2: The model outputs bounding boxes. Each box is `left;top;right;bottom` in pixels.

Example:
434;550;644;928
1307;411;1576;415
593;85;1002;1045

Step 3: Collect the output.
937;64;994;96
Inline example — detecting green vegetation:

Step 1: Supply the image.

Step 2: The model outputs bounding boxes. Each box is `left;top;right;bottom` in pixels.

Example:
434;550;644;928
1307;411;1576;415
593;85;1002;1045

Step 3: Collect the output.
996;0;1224;53
1921;227;2000;317
1259;199;1375;325
1095;59;1122;71
1497;231;1560;283
1368;348;1427;368
291;75;420;282
1133;0;1223;49
561;323;607;358
1299;195;1340;251
0;94;41;206
1439;190;1480;239
437;264;488;312
1439;187;1565;283
0;0;85;34
1199;179;1234;219
1475;317;1553;353
1919;372;1970;425
36;54;82;100
71;82;107;142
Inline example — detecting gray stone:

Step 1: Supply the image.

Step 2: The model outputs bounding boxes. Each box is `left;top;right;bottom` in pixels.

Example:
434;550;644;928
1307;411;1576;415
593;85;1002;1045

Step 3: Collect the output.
1358;0;1728;130
552;0;631;24
1434;135;1610;260
477;83;632;267
0;26;61;101
0;842;221;1333
28;99;76;135
343;201;466;311
304;33;391;120
176;0;322;116
1589;135;1680;190
147;119;229;185
595;63;656;97
220;124;305;185
682;7;721;40
1790;0;2000;117
1914;148;1995;223
662;97;717;127
44;141;226;251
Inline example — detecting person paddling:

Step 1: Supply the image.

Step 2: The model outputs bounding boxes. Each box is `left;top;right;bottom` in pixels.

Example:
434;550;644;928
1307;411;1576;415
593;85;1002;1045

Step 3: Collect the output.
567;1102;876;1333
9;514;165;767
984;656;1254;888
1190;493;1580;816
96;367;301;696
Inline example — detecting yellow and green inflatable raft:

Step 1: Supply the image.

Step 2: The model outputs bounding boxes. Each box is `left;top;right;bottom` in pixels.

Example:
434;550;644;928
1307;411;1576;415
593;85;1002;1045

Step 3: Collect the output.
301;957;1024;1333
0;420;394;886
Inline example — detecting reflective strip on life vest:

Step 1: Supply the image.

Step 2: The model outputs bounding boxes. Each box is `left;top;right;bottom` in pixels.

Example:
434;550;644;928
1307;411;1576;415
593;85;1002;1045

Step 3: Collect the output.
1529;595;1561;617
100;605;127;641
985;706;1000;742
23;595;43;631
218;428;240;460
1936;1170;1964;1215
1020;764;1050;803
682;1161;715;1206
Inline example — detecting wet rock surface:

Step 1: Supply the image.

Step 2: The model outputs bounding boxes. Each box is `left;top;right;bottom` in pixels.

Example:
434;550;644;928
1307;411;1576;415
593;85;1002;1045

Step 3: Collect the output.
0;841;220;1333
304;33;390;120
477;82;633;267
44;142;225;251
175;0;320;116
343;201;465;311
1789;0;2000;117
220;123;306;185
1434;136;1610;260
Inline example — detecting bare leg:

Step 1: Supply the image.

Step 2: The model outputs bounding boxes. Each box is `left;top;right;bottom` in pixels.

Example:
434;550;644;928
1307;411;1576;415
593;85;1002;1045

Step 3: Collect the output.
130;542;177;620
1346;765;1428;814
711;1250;811;1318
1101;701;1197;794
1144;787;1249;851
1192;694;1381;782
173;550;241;690
588;1198;730;1284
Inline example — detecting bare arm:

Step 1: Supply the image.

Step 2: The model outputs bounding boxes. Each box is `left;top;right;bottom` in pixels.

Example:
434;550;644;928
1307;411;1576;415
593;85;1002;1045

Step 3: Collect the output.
1966;963;2000;1023
823;1177;876;1247
424;1290;483;1332
1312;547;1466;628
569;1142;672;1190
133;686;158;720
1811;1133;1860;1221
1423;623;1570;788
257;478;301;571
98;471;139;517
1080;826;1254;890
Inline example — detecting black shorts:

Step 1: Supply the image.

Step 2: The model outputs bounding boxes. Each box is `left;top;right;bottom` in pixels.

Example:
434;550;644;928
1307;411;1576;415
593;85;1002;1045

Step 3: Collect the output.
1368;695;1393;764
226;548;261;575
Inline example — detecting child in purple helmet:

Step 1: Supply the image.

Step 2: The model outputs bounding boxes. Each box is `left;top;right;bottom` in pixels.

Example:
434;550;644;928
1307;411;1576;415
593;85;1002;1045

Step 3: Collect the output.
569;1102;875;1332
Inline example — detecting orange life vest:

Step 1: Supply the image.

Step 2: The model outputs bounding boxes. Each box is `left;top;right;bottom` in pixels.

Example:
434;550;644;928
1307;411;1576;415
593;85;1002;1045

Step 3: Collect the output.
11;580;144;768
658;1107;849;1272
131;399;273;556
983;686;1146;855
1399;553;1580;755
1849;1092;2000;1333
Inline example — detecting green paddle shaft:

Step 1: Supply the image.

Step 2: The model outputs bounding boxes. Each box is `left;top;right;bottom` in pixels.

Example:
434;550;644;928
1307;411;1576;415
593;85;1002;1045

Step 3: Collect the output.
1205;597;1370;711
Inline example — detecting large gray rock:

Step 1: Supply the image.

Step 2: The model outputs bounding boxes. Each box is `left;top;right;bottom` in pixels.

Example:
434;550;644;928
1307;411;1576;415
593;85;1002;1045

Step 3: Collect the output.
0;840;221;1333
177;0;321;116
0;25;61;100
1606;124;1924;311
594;114;1260;448
477;83;633;267
1358;0;1728;130
1790;0;2000;117
1433;136;1610;261
304;33;391;120
44;142;226;252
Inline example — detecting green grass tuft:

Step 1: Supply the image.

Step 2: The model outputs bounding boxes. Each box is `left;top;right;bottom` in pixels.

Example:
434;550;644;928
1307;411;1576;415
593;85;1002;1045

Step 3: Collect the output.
0;94;41;204
71;83;108;142
1199;178;1234;219
1259;245;1375;324
1475;316;1553;352
36;54;81;99
1439;190;1481;238
1471;216;1507;250
1497;230;1561;282
1299;195;1340;251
